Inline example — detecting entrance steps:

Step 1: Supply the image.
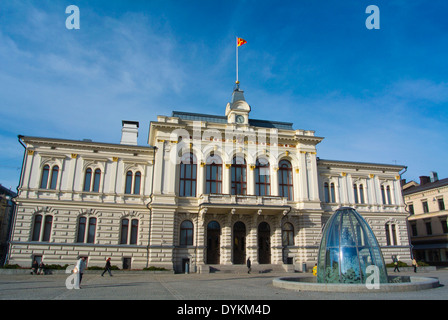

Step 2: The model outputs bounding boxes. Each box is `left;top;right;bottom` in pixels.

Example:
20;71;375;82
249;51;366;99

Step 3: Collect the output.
206;264;293;274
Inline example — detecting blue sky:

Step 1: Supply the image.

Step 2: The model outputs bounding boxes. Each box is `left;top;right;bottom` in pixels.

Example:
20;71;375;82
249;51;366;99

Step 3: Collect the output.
1;0;447;190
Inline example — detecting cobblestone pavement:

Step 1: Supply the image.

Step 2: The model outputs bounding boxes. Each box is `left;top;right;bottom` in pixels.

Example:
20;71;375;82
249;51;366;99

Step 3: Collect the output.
0;269;447;301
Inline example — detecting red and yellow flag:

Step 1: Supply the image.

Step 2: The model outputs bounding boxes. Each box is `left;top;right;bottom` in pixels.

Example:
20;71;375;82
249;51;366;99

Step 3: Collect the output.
237;38;247;47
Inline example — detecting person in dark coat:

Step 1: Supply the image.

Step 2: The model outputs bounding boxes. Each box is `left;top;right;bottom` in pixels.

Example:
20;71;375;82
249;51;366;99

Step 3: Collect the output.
247;257;251;274
101;257;113;277
31;260;38;275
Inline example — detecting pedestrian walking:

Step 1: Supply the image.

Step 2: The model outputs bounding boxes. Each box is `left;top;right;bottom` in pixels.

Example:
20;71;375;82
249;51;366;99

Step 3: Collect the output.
393;256;400;272
247;257;251;274
74;256;88;288
101;257;113;277
412;258;418;273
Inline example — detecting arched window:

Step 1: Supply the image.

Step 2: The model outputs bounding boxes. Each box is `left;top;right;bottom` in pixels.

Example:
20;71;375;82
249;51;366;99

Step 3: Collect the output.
40;165;50;189
49;166;59;190
134;172;141;195
179;153;197;197
83;168;92;191
125;171;133;194
32;214;43;241
381;185;386;204
84;168;102;192
40;165;59;190
120;219;129;244
206;154;222;194
119;218;139;244
386;186;392;205
353;184;359;203
77;216;97;243
231;156;246;195
359;184;365;204
354;184;365;204
93;169;101;192
125;171;142;195
385;222;398;246
87;217;97;243
278;160;293;200
130;219;139;245
324;182;330;203
282;222;294;246
31;214;53;242
77;217;87;243
42;215;52;242
180;220;194;246
330;183;336;203
255;158;270;196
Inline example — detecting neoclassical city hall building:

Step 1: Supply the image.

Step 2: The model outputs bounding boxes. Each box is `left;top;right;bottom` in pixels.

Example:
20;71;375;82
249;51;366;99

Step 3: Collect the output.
7;85;412;272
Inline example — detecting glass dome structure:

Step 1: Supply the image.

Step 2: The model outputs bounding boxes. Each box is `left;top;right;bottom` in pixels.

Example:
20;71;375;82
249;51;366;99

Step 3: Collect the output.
317;207;388;284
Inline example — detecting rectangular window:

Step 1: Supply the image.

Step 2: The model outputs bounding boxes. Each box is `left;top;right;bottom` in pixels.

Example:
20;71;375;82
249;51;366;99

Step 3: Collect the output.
255;162;270;196
409;204;414;215
422;201;429;213
438;198;445;211
206;164;222;194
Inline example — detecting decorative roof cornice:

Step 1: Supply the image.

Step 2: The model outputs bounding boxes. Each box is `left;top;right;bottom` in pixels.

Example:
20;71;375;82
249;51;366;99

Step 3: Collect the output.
22;136;155;154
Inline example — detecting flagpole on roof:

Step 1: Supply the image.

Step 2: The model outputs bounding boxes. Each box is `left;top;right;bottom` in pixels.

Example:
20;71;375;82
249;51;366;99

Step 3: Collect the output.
236;36;239;85
235;37;246;87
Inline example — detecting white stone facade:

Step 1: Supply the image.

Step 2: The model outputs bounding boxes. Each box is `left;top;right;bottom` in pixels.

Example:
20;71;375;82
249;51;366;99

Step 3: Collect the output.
7;88;412;272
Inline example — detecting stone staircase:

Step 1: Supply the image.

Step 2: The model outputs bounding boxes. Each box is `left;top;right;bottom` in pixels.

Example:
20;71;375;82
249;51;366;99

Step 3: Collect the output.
206;264;293;274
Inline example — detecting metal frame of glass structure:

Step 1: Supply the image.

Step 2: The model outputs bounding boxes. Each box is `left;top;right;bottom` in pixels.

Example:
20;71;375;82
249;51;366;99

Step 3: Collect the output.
317;207;388;284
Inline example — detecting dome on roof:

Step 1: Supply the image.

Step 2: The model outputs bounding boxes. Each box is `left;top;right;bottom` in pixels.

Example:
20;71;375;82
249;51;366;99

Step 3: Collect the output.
317;207;388;284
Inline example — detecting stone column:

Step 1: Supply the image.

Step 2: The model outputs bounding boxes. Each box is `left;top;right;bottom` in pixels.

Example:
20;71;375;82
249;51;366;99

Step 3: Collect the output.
271;214;284;264
221;212;233;264
196;208;207;267
247;213;259;264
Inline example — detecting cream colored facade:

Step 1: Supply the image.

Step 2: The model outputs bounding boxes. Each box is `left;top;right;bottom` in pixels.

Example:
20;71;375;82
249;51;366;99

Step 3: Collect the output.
7;87;412;272
404;175;448;264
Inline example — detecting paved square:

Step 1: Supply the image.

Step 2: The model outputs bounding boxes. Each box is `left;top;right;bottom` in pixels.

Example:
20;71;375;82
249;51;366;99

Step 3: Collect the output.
0;269;447;300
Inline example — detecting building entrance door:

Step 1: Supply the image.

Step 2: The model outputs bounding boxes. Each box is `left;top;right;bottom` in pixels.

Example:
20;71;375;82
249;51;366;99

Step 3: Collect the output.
258;222;271;264
233;221;246;264
206;221;221;264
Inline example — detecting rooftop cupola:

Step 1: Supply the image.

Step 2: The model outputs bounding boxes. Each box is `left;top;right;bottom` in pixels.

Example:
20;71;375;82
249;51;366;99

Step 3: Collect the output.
225;81;251;125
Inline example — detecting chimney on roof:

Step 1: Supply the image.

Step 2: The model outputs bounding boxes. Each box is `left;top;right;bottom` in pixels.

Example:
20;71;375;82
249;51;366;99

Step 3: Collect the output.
120;121;139;146
430;171;439;183
419;176;431;185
